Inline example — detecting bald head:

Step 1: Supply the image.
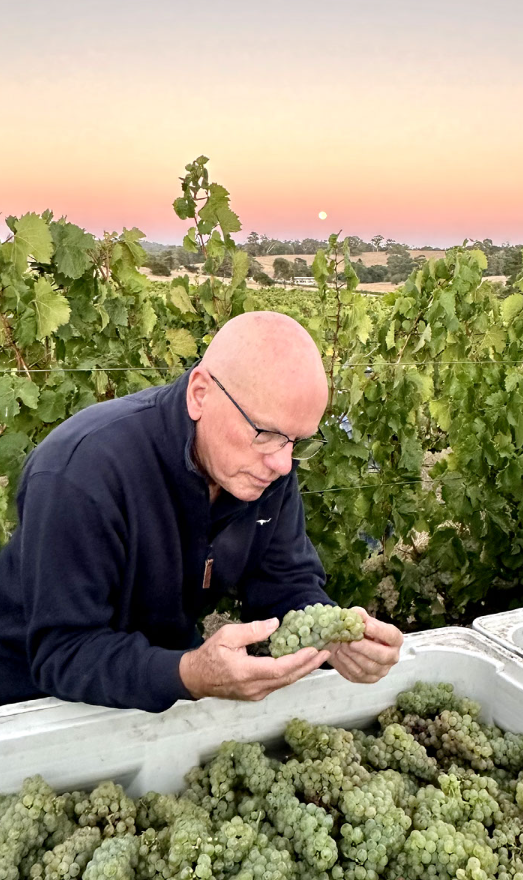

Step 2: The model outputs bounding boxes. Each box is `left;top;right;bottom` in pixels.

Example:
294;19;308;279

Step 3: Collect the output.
201;311;328;418
187;311;328;501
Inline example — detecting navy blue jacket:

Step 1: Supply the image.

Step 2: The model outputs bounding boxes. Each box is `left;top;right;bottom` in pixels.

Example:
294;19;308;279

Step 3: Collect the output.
0;368;331;712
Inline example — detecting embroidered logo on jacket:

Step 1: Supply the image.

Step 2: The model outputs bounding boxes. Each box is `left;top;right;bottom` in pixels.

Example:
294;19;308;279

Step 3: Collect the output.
257;518;272;525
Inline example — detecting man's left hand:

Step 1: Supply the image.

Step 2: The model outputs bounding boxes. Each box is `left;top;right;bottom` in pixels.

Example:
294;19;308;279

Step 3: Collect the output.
327;607;403;684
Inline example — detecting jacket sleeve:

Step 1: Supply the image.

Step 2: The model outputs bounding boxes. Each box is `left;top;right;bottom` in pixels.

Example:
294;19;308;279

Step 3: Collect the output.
19;472;193;712
239;472;335;622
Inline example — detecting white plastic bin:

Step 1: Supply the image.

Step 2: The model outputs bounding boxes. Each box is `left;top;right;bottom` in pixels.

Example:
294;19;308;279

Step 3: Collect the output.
1;627;522;797
473;608;523;660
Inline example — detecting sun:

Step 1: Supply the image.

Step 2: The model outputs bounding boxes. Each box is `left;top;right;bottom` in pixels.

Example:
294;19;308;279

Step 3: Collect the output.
318;211;327;220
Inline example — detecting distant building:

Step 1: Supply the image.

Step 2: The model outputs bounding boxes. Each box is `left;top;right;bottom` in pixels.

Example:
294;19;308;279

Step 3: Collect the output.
293;277;316;286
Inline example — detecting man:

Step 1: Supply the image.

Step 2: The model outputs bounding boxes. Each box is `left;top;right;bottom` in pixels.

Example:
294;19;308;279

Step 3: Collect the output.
0;311;402;711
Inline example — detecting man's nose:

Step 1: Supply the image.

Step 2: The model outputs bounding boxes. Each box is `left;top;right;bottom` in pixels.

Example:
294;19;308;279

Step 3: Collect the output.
263;443;294;476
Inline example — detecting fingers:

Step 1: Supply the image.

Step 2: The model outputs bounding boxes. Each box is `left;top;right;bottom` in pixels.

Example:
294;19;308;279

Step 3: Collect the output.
329;648;389;684
356;612;404;648
344;638;401;667
217;618;280;649
243;648;331;700
331;634;401;683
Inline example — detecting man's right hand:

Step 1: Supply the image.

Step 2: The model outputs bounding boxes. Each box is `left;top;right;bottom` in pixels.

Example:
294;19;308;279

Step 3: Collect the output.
179;618;331;701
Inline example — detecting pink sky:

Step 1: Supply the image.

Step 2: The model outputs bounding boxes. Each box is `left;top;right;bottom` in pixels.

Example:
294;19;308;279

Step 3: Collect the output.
2;0;522;247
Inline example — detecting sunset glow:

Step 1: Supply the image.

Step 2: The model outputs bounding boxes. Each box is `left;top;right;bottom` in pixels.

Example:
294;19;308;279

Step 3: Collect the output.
2;0;522;247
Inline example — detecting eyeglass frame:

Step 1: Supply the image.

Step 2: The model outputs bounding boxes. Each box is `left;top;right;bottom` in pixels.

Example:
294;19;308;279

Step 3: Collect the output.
208;373;327;459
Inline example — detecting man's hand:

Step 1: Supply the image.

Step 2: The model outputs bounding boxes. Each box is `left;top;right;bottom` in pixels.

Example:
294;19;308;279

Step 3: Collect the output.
327;608;403;684
179;618;331;701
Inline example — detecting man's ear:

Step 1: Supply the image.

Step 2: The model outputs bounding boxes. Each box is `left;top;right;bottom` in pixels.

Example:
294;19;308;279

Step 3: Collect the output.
186;368;211;421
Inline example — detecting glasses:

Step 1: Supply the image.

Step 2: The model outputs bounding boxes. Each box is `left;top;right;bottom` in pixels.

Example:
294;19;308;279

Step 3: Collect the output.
209;374;327;461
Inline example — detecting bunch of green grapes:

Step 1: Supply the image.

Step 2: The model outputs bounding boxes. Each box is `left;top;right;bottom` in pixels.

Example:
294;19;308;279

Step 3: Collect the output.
236;833;295;880
269;604;365;657
265;781;337;871
83;836;138;880
74;782;136;837
284;718;361;767
29;826;102;880
396;682;481;721
366;724;439;781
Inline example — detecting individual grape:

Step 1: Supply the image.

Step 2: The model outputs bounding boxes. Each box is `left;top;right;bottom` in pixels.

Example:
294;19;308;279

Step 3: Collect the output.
269;604;365;657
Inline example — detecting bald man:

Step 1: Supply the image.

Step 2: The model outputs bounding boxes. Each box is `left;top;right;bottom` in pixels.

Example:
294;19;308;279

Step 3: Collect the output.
0;312;402;711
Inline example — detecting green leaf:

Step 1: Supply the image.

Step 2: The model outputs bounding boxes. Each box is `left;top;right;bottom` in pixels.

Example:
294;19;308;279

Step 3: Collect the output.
166;328;198;358
412;322;432;353
11;213;53;273
469;249;488;271
104;296;129;327
13;377;39;409
94;304;110;330
385;320;396;350
50;221;95;279
501;293;523;324
0;431;30;477
481;326;506;354
38;389;68;422
168;284;196;314
119;227;147;267
137;299;157;336
429;398;452;432
0;377;20;421
173;198;193;220
183;227;199;254
32;277;71;340
198;183;241;234
439;289;456;318
230;249;249;292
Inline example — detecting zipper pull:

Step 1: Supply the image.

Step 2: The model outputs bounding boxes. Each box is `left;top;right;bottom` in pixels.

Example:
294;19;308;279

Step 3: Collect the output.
202;557;213;590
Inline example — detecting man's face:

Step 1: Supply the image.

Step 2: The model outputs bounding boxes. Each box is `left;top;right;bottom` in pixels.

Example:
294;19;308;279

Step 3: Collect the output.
193;375;324;502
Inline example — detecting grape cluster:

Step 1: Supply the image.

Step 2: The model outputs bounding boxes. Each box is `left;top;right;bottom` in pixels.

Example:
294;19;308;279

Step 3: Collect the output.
266;780;337;871
396;682;481;720
339;775;412;878
366;724;439;781
30;827;102;880
269;604;365;657
74;782;137;837
83;835;138;880
279;755;345;806
236;833;294;880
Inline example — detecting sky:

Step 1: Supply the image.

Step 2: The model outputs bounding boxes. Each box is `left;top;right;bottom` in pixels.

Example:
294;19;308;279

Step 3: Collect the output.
1;0;522;248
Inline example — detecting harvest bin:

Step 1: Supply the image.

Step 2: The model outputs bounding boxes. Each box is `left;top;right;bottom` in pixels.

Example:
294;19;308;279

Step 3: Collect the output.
473;608;523;660
1;627;523;797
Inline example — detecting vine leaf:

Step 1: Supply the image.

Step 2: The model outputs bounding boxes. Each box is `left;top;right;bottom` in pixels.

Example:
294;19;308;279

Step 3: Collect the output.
168;285;196;314
166;328;198;358
501;293;523;323
11;213;53;273
50;222;96;279
32;277;71;340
